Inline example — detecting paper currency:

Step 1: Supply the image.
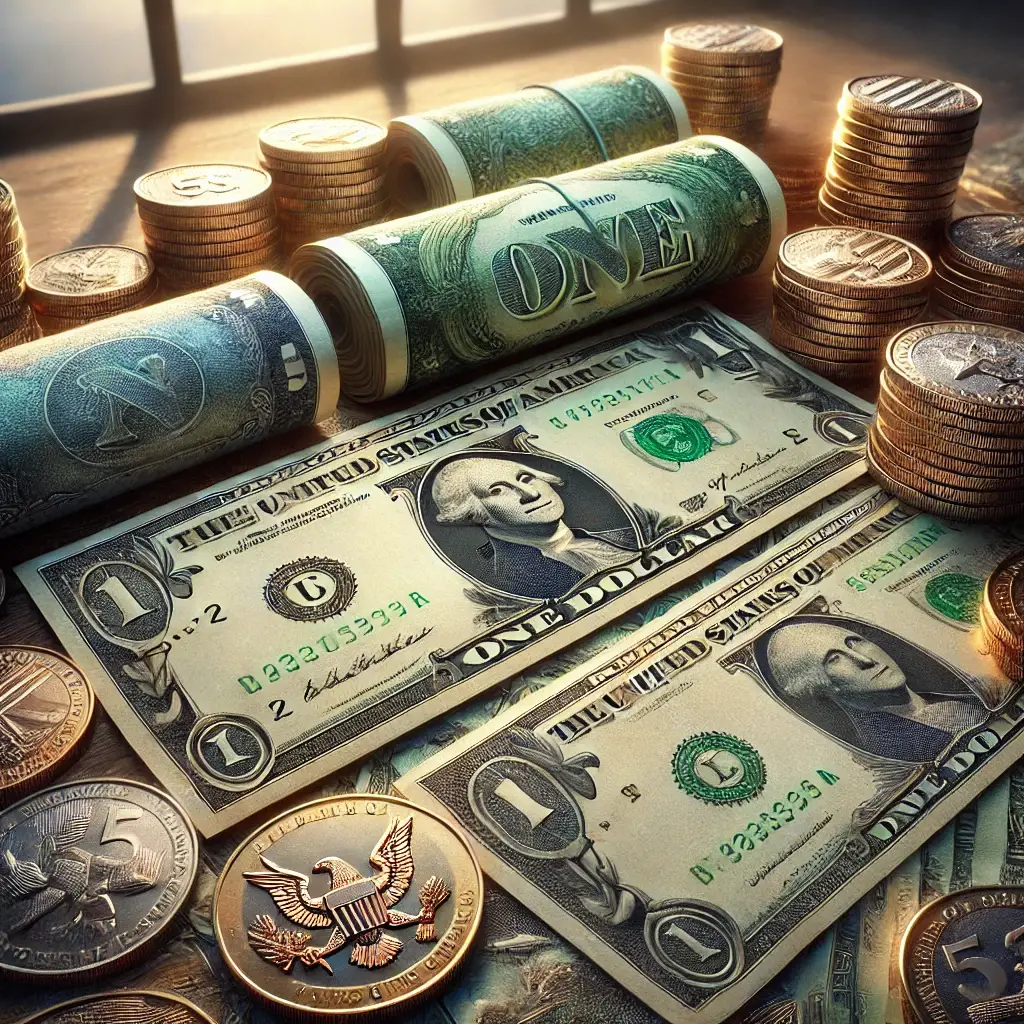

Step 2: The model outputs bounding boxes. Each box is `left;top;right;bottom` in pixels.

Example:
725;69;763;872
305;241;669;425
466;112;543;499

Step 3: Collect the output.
400;488;1024;1024
385;66;690;214
0;271;338;539
741;766;1024;1024
18;303;869;835
291;136;785;400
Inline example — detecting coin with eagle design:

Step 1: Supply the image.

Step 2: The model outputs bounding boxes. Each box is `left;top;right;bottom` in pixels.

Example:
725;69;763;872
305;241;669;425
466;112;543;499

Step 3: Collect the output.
213;793;482;1018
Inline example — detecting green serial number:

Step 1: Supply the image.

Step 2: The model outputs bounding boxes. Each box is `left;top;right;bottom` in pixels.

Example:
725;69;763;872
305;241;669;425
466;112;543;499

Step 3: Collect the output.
238;591;430;693
548;369;681;429
691;769;840;885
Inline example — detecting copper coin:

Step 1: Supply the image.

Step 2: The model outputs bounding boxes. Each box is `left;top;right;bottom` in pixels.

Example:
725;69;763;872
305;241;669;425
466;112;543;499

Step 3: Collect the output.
771;320;884;362
931;275;1024;314
829;149;965;186
0;778;199;982
778;226;932;298
930;292;1024;329
214;793;482;1019
259;118;386;164
820;184;955;224
144;231;281;259
663;23;783;64
835;126;974;163
273;191;389;214
944;214;1024;286
259;151;383;176
0;647;94;802
151;243;281;271
777;347;878;383
838;114;977;147
875;406;1024;467
773;300;915;340
263;163;384;188
774;285;928;324
885;321;1024;420
772;267;927;312
982;552;1024;650
840;76;983;132
134;164;272;217
826;160;963;199
271;177;386;201
139;203;274;232
830;138;968;174
936;255;1024;299
823;176;958;213
17;991;218;1024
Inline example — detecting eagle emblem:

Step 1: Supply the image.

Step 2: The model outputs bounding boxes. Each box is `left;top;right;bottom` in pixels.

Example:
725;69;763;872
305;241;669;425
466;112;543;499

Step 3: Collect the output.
244;815;451;973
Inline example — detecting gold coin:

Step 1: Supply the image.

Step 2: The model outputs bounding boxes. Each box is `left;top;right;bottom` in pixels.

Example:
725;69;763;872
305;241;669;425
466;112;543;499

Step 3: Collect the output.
772;267;928;312
829;137;968;175
875;407;1024;470
0;779;199;983
823;173;958;213
774;297;923;339
271;176;386;201
834;125;974;162
259;117;387;164
156;263;276;288
0;648;94;803
777;347;878;383
777;226;932;298
663;23;783;64
214;793;482;1020
142;215;279;246
839;76;982;134
17;992;218;1024
259;151;383;176
145;231;280;259
263;163;384;188
930;292;1024;328
274;191;389;214
943;214;1024;288
982;551;1024;650
838;113;976;148
937;254;1024;299
827;148;962;186
820;184;955;224
773;285;927;324
0;294;30;321
661;69;778;95
869;424;1024;493
139;202;275;232
26;246;154;311
825;159;961;199
152;243;281;272
134;164;272;217
276;200;390;227
931;273;1024;314
771;320;884;361
660;49;780;78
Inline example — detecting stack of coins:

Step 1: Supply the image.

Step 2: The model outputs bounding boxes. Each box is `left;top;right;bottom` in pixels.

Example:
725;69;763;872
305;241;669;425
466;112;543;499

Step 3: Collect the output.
258;117;388;256
771;226;931;387
26;245;156;334
134;164;280;293
980;552;1024;681
819;75;982;251
869;321;1024;522
932;214;1024;328
0;179;40;349
761;123;832;233
660;23;782;147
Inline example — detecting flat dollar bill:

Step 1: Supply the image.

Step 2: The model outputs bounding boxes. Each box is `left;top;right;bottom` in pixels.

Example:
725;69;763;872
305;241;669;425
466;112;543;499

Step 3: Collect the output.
399;488;1024;1024
18;303;870;835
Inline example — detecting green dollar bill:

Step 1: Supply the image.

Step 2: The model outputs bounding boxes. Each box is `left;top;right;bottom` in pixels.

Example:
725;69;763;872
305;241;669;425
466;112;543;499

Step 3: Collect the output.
292;136;785;400
386;65;690;211
0;271;338;538
18;303;866;836
399;490;1024;1024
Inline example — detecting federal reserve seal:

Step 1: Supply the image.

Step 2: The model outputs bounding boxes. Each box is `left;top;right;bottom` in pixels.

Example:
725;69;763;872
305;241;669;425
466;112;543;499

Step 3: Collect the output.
924;571;983;624
672;732;765;806
620;406;738;472
264;556;357;622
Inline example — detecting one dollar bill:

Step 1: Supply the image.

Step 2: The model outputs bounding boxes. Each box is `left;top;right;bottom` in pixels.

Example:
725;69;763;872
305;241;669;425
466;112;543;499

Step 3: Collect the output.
18;303;869;835
399;488;1024;1024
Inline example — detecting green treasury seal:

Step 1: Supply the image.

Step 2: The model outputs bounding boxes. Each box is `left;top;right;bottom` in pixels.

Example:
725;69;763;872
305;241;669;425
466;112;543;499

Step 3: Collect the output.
924;571;982;624
672;732;766;806
633;413;714;463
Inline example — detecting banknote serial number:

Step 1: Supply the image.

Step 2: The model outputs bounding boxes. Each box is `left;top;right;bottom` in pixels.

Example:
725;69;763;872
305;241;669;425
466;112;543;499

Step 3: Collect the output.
237;591;430;693
690;770;840;885
547;369;682;429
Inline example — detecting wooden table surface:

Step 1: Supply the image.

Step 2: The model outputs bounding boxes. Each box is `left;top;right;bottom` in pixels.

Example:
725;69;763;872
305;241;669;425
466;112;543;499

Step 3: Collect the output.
1;3;1022;1021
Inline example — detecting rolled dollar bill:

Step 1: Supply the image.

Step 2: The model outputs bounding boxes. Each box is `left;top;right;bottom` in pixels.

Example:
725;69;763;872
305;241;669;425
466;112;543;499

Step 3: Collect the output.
0;271;338;538
385;65;691;215
292;136;785;400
